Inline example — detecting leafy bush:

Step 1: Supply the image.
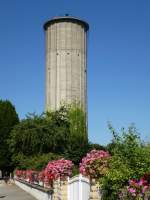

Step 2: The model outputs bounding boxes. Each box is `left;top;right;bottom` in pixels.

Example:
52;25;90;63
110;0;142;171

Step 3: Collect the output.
15;158;74;187
45;159;74;181
99;124;150;200
119;175;150;200
13;153;62;170
80;150;110;179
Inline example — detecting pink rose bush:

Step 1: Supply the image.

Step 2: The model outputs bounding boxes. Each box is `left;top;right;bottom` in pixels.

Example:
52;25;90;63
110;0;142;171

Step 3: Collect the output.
45;159;74;181
38;170;45;182
119;174;150;199
15;159;74;187
15;169;39;183
79;150;110;179
15;170;23;178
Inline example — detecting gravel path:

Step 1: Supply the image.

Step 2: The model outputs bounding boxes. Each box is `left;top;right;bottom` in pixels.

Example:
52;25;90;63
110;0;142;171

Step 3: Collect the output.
0;182;36;200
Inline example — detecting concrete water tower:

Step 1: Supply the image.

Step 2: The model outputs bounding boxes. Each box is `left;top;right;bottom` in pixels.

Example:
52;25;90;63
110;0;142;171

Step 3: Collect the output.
44;16;89;111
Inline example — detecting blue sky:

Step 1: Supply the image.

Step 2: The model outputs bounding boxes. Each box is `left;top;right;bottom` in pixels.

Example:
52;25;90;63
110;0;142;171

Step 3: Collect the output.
0;0;150;145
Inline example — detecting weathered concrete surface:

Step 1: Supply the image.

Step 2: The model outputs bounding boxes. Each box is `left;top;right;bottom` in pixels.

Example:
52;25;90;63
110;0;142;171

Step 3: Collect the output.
45;17;88;112
0;182;36;200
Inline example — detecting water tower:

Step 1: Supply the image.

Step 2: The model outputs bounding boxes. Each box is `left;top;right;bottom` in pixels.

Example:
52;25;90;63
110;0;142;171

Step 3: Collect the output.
44;16;89;111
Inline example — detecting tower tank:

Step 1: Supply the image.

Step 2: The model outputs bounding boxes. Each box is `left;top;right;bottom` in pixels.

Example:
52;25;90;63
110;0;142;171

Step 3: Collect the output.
44;16;89;111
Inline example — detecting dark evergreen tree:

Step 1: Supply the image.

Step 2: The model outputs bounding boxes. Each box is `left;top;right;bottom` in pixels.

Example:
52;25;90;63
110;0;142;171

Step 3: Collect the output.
0;100;19;174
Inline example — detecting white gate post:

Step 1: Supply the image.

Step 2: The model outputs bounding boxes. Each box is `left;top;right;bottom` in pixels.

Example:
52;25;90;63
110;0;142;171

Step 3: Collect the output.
67;177;70;200
79;174;82;200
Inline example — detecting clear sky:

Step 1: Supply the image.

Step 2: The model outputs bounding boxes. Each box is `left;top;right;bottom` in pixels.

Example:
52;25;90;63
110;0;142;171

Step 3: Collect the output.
0;0;150;145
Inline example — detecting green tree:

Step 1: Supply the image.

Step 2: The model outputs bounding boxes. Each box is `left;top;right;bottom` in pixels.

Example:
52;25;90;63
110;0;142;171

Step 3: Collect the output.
0;100;19;173
9;104;90;169
9;111;69;158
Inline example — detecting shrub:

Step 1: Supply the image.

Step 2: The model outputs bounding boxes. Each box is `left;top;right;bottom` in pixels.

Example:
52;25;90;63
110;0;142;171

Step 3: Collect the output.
45;159;74;182
15;158;74;187
79;150;110;179
100;124;150;200
119;175;150;200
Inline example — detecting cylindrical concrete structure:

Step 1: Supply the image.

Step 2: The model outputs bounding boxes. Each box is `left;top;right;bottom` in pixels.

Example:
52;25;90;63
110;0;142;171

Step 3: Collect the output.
44;16;89;111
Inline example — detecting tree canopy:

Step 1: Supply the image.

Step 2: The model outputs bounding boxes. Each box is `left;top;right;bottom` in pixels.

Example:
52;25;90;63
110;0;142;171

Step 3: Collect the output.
0;100;19;172
9;104;93;169
0;100;105;172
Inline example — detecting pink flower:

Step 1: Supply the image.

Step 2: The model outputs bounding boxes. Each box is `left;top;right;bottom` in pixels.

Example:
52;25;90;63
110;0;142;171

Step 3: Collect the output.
127;177;150;198
79;150;110;178
142;185;149;193
128;187;136;196
45;159;74;181
138;178;147;186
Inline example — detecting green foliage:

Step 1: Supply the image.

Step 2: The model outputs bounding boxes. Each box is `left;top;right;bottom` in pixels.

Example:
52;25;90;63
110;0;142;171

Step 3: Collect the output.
64;103;89;164
9;103;90;168
13;153;62;170
68;103;87;139
0;100;19;172
71;165;80;177
100;124;150;200
9;111;69;157
100;156;133;200
88;142;106;151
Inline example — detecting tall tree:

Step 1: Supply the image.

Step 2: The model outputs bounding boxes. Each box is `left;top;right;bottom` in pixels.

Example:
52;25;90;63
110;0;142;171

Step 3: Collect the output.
0;100;19;173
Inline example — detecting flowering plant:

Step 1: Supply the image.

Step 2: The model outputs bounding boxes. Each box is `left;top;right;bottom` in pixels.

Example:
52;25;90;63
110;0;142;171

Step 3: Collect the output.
79;150;110;179
45;159;74;182
26;170;39;183
15;158;73;187
15;169;39;183
38;170;45;182
26;170;34;182
15;170;25;179
119;174;150;199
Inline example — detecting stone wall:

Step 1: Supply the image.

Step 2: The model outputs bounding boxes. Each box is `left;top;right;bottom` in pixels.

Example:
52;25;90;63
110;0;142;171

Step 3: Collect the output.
90;179;101;200
53;179;68;200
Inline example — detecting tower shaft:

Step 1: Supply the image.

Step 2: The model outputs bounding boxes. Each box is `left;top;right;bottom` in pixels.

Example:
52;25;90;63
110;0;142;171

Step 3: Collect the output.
44;17;89;111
